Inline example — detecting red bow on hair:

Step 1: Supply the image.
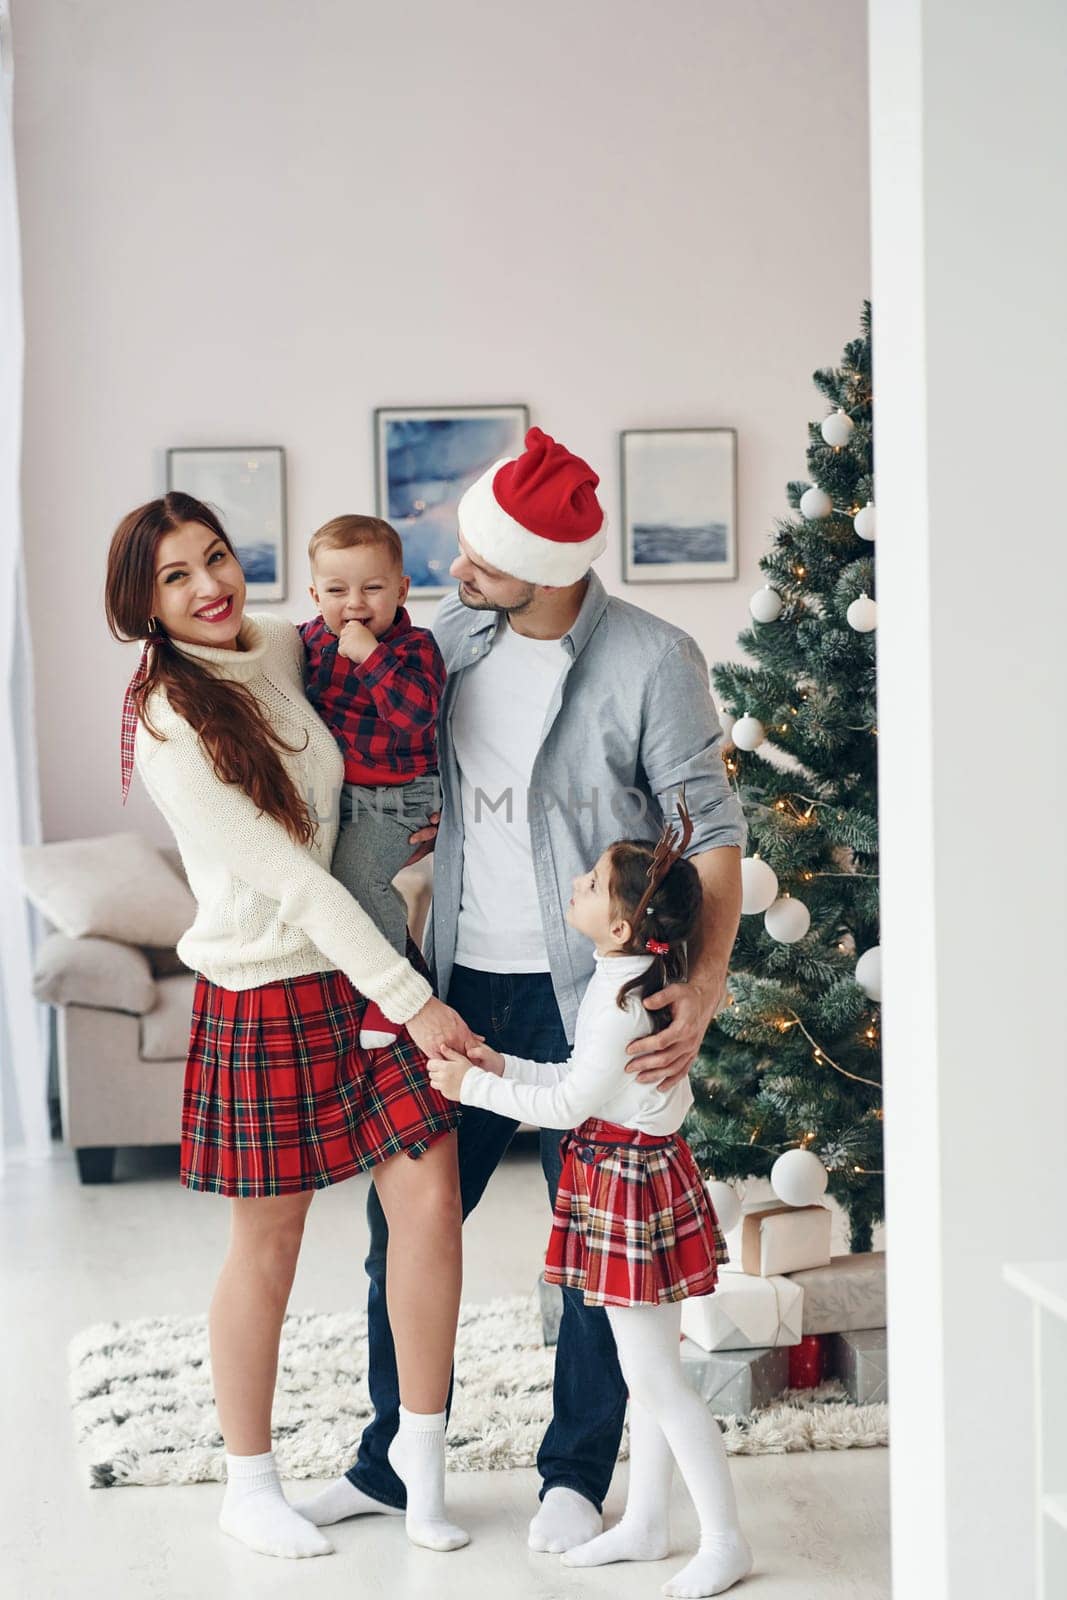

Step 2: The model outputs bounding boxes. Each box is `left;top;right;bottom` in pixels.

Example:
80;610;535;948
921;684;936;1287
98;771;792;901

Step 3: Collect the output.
645;937;670;956
120;642;153;803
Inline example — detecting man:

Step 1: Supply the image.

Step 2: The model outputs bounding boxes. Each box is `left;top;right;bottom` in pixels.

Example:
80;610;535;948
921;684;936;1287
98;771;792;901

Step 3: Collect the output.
300;427;745;1550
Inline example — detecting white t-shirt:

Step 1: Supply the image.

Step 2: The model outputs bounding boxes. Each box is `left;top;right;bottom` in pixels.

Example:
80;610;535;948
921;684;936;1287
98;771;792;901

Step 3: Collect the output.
460;952;695;1135
452;620;568;972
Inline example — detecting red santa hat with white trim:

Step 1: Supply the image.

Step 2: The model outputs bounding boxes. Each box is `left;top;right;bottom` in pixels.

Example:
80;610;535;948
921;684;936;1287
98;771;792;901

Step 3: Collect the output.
457;426;607;586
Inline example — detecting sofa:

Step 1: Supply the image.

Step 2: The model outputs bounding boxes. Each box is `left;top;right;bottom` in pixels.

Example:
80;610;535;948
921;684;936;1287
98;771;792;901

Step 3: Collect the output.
24;833;434;1183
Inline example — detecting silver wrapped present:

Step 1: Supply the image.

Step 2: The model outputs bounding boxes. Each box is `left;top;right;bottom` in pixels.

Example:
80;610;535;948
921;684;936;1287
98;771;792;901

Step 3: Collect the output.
787;1252;887;1335
680;1337;790;1417
827;1326;888;1404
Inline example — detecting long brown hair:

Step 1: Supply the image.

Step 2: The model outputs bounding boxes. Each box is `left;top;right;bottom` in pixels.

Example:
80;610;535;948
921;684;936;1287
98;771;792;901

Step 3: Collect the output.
105;492;315;844
607;840;703;1032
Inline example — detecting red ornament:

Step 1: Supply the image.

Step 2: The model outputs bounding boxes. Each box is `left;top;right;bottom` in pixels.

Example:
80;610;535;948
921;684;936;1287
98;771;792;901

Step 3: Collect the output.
788;1334;826;1389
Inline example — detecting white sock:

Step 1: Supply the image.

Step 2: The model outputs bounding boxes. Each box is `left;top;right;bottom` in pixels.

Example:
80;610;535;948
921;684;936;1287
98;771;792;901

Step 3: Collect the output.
295;1475;405;1527
219;1450;333;1560
663;1533;754;1597
606;1304;751;1596
528;1486;603;1553
386;1405;469;1552
562;1396;672;1567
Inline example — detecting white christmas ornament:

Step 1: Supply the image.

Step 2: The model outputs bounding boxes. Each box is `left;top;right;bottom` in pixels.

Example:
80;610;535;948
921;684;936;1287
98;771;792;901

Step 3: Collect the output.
771;1148;829;1208
799;485;833;521
855;945;882;1001
847;593;878;633
741;854;779;915
705;1181;743;1234
749;585;783;624
821;409;855;448
853;501;877;541
764;895;811;944
731;712;766;752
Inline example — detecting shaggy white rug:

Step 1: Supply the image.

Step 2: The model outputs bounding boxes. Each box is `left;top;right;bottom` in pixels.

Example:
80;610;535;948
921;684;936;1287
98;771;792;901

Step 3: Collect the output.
69;1293;888;1488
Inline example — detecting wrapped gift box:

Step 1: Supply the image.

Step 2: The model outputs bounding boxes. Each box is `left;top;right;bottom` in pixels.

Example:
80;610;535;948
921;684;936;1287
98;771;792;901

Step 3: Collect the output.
740;1203;833;1277
828;1327;888;1404
680;1265;803;1352
680;1338;790;1417
539;1274;563;1347
787;1252;887;1335
788;1334;827;1389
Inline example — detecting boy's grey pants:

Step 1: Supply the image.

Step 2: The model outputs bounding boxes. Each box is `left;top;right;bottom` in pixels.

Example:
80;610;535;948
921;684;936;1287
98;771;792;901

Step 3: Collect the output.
331;774;441;956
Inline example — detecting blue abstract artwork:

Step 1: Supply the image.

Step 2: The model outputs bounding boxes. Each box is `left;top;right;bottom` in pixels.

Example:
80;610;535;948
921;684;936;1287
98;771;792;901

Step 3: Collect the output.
376;407;529;594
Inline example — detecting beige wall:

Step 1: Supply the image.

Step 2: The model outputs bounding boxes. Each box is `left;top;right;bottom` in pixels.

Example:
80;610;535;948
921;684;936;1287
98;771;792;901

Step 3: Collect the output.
14;0;870;844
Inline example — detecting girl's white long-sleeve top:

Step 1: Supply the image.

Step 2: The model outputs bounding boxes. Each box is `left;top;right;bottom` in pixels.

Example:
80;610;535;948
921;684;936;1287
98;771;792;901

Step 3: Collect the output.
459;952;695;1134
133;612;432;1023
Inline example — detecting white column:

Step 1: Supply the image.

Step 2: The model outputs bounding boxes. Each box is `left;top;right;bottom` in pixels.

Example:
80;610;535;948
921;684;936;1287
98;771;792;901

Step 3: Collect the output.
869;3;1067;1597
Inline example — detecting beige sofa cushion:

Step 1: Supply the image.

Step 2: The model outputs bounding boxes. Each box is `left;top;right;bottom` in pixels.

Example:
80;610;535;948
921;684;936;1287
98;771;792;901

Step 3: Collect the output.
33;932;157;1015
22;832;195;948
140;973;198;1060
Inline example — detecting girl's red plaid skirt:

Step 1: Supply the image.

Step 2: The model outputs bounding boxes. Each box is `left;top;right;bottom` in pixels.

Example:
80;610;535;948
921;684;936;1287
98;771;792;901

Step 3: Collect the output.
544;1116;729;1308
180;964;459;1197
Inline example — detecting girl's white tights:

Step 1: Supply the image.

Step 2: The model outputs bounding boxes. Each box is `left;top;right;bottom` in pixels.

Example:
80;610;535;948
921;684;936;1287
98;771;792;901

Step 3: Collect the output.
563;1303;752;1598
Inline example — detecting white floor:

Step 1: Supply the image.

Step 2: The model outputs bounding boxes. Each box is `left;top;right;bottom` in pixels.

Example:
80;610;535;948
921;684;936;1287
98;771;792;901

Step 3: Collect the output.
2;1140;890;1600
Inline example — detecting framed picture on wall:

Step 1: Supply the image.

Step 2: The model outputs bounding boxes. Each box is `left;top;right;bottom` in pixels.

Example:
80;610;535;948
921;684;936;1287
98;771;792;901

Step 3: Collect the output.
620;428;737;583
375;405;529;597
166;446;287;601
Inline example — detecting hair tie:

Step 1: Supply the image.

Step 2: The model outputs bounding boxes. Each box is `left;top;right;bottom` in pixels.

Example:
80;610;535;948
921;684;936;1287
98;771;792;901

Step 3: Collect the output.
645;937;670;956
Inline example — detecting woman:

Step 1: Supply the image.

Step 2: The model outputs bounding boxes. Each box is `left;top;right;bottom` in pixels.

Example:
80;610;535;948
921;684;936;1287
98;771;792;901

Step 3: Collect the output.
106;492;473;1561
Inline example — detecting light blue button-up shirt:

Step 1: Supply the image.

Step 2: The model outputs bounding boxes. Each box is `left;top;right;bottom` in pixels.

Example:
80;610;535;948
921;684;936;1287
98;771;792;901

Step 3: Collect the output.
425;571;747;1043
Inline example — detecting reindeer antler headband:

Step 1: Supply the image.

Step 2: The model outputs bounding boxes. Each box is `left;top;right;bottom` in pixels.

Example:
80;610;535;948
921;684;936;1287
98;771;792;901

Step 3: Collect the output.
629;791;694;932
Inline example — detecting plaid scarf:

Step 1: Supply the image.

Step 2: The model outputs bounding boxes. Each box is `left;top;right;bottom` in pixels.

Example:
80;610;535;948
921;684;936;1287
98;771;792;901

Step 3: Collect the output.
120;641;153;803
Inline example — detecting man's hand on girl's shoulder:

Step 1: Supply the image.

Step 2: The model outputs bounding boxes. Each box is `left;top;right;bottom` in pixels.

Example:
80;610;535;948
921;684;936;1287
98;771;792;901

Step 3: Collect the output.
623;977;720;1088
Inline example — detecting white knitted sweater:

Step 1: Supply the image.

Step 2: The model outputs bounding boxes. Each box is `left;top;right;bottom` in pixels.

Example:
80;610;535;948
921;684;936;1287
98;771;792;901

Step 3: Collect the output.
134;612;432;1021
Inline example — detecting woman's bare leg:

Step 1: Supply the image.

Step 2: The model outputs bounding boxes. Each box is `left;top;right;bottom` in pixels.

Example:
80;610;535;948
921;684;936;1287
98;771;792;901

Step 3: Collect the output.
210;1189;331;1559
372;1132;468;1551
210;1190;315;1451
372;1132;462;1409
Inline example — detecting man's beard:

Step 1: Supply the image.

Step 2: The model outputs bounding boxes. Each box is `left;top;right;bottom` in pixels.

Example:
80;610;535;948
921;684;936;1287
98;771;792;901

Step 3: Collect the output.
456;581;535;616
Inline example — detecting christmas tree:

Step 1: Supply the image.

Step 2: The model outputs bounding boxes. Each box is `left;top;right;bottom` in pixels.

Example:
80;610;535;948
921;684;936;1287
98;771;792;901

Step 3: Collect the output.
686;303;883;1253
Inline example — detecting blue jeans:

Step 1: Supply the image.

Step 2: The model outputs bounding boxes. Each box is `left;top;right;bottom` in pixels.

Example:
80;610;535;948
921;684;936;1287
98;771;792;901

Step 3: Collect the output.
345;964;628;1513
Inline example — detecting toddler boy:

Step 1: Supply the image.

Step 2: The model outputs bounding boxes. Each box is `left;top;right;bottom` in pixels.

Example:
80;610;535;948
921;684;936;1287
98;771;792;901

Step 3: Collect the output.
300;515;445;1048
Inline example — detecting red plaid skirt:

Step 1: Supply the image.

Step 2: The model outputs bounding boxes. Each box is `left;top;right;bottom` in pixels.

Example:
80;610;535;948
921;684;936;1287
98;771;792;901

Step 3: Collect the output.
544;1117;729;1308
180;966;459;1197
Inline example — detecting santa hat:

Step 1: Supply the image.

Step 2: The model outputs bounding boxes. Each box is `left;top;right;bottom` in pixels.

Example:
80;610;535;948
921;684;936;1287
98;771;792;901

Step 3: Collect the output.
457;426;607;586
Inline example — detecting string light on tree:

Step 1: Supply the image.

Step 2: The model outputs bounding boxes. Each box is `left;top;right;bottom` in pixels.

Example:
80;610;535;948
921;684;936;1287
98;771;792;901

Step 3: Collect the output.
764;894;811;944
847;593;878;632
799;485;833;520
821;409;855;448
749;585;783;623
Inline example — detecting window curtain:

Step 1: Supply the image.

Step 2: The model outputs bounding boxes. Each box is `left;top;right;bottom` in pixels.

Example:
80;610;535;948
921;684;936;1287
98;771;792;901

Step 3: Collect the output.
0;2;51;1173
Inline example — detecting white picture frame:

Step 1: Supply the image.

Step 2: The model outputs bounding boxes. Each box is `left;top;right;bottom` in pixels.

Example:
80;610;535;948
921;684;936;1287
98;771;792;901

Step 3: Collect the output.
620;428;738;584
166;446;287;601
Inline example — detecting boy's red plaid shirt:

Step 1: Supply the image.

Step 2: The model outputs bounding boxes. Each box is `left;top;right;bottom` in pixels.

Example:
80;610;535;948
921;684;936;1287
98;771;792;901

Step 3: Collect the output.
299;607;445;786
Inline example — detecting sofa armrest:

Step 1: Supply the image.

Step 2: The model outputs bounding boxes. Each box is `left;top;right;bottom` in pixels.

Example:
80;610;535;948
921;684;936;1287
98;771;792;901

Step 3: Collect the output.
33;931;157;1015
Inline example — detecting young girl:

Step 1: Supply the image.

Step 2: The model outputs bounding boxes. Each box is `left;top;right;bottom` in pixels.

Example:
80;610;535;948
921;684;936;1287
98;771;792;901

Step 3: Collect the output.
107;493;473;1561
428;803;753;1599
